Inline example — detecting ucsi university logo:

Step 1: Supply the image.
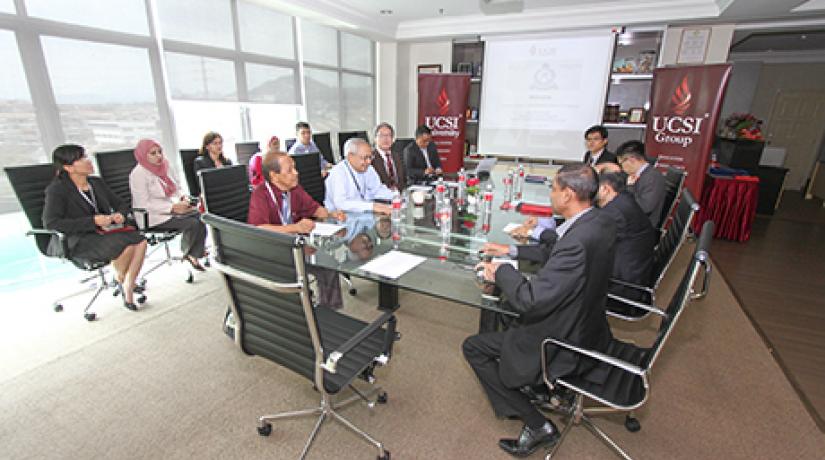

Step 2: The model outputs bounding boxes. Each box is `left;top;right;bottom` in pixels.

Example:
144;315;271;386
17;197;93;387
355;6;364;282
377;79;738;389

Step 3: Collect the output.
425;87;462;138
651;76;709;148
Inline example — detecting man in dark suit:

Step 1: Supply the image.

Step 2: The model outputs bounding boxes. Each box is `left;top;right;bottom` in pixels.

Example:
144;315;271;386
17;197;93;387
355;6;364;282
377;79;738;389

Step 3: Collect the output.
403;125;442;183
582;125;617;166
465;164;615;457
596;164;657;315
617;140;666;227
371;122;406;191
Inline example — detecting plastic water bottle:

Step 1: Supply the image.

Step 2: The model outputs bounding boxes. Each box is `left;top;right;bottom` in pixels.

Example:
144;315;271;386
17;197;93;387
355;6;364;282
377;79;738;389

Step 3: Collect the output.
501;168;514;209
482;183;493;233
435;177;446;205
391;191;402;247
515;164;525;200
440;198;452;238
457;167;467;206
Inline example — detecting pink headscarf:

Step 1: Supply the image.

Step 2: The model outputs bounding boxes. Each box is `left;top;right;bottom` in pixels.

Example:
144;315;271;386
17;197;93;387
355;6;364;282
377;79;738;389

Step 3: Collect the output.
134;139;177;197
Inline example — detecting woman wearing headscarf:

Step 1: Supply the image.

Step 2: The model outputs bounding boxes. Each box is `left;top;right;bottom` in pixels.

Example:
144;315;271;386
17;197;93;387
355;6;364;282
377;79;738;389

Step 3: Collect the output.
130;139;207;271
248;135;279;186
43;144;148;310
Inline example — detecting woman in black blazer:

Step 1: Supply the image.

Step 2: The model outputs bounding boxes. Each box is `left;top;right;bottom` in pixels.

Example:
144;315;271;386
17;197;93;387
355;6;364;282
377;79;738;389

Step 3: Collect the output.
42;144;148;310
192;131;232;174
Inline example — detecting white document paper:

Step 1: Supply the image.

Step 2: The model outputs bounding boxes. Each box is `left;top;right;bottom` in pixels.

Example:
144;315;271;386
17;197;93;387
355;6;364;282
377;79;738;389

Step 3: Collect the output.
407;184;432;192
359;250;426;279
502;223;522;234
310;222;346;237
492;257;518;270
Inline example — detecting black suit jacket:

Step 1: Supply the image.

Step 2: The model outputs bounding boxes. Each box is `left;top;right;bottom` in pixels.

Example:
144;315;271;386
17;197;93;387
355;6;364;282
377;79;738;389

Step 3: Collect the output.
371;148;407;190
495;208;615;388
193;155;232;175
42;176;129;252
601;192;657;309
629;165;666;227
582;149;617;166
403;141;442;183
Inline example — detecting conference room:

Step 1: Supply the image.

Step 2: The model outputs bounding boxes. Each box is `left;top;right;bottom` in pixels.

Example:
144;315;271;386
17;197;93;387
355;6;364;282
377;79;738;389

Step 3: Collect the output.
2;1;825;459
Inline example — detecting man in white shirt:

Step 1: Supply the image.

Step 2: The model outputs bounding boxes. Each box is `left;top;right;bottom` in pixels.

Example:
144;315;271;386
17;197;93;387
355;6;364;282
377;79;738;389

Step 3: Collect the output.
371;122;406;191
288;121;329;176
324;137;393;214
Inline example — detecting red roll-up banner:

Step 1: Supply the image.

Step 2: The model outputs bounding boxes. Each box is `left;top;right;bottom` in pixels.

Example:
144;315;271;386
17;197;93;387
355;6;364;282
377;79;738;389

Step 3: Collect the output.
418;73;471;173
645;64;732;199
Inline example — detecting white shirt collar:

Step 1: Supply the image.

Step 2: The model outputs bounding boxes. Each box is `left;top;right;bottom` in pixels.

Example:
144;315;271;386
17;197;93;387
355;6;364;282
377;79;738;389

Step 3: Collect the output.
636;162;649;178
556;207;592;239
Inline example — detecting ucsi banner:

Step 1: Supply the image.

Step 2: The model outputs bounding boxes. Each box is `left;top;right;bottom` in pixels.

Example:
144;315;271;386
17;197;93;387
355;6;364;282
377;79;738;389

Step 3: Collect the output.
418;73;471;173
645;64;732;199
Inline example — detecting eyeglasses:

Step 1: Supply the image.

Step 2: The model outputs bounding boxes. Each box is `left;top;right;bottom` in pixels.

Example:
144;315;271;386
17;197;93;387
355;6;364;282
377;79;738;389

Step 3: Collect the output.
585;136;604;142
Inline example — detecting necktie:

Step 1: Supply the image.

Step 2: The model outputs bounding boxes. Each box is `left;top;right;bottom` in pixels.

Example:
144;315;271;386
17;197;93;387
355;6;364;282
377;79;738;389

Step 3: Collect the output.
385;152;396;184
281;192;291;225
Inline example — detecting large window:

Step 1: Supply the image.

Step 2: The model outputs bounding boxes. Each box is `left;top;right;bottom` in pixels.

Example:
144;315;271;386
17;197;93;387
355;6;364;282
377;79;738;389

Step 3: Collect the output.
42;37;162;152
165;52;238;101
155;0;234;49
25;0;149;35
0;30;43;214
237;1;294;59
302;21;375;140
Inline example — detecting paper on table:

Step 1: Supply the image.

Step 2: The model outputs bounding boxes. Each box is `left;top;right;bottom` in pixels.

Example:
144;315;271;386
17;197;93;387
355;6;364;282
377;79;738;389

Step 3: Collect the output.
407;184;432;192
310;222;346;237
492;257;518;270
358;250;426;279
502;222;522;234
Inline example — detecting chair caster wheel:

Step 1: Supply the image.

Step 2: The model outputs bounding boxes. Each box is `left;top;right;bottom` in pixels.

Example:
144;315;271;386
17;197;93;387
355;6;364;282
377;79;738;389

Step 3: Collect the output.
625;416;641;432
137;294;147;304
349;288;357;296
377;451;390;460
54;304;64;312
377;391;388;404
84;313;96;321
186;273;194;283
203;259;211;268
257;423;272;436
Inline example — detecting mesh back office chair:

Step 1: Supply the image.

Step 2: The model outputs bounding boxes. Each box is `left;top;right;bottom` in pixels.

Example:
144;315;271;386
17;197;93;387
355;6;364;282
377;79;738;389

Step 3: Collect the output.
337;131;369;159
198;165;250;223
606;189;702;321
312;132;337;165
285;138;296;152
203;213;396;459
234;141;260;166
292;152;326;205
179;149;201;196
95;149;193;284
5;164;125;321
391;138;414;159
657;166;687;236
541;221;714;460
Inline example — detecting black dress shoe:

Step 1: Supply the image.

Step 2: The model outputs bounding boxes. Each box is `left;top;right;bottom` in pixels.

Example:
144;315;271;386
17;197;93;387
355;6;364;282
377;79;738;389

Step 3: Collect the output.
498;421;560;457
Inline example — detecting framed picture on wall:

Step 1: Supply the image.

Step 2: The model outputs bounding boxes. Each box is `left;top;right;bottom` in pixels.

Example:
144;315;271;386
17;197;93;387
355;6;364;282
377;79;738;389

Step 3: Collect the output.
417;64;442;74
629;108;646;124
677;28;711;64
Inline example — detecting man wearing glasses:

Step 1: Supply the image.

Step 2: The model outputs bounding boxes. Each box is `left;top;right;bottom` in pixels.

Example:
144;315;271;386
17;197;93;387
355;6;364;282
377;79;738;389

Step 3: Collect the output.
324;137;393;214
582;125;617;166
371;122;407;191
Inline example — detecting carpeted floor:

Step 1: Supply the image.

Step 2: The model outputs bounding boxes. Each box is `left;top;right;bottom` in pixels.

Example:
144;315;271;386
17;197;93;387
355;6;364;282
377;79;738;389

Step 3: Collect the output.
1;244;824;459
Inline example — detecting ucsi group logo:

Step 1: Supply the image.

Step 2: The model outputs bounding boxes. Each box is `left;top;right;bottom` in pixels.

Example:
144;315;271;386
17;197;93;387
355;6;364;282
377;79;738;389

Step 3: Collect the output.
426;87;462;138
651;76;709;148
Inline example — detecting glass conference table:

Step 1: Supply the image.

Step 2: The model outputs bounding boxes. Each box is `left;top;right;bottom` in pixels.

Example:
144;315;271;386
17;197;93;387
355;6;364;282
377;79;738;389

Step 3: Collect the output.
305;169;557;319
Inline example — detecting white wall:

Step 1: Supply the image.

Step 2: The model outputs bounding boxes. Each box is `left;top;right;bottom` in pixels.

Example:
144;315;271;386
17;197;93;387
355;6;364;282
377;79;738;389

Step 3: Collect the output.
395;40;452;138
660;24;735;66
377;41;398;129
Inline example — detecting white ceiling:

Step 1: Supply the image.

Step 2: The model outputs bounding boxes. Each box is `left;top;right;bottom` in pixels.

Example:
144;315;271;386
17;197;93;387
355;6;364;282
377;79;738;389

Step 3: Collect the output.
256;0;825;41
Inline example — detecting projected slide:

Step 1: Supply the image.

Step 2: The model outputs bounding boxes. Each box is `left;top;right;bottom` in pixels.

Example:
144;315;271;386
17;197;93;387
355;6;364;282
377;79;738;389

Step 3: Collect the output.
479;32;614;161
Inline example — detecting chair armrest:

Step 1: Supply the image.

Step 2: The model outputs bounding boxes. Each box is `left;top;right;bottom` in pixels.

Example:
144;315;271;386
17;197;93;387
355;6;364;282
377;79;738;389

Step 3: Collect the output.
606;293;666;317
26;228;69;258
691;258;712;300
542;337;645;377
322;310;397;374
608;278;654;294
131;207;149;229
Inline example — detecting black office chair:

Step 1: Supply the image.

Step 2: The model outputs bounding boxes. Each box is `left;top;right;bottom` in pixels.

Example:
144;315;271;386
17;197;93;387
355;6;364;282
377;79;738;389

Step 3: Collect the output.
607;189;701;321
391;138;414;158
198;165;250;223
203;213;396;460
337;131;369;159
656;166;687;236
285;138;296;152
235;141;260;166
95;149;193;284
5;164;127;321
540;221;714;460
312;132;337;165
292;152;326;206
179;149;201;196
